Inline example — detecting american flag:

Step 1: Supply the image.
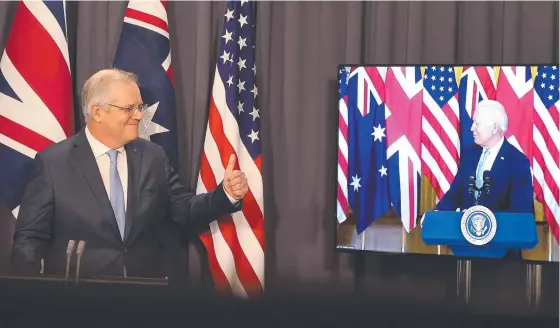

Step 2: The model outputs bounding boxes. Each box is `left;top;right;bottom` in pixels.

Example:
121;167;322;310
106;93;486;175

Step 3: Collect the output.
337;68;349;224
421;66;460;200
196;0;264;297
112;0;178;168
533;65;560;241
0;0;74;218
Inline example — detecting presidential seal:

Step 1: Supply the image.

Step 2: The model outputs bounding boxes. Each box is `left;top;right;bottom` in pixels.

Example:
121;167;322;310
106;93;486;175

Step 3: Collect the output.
460;205;497;246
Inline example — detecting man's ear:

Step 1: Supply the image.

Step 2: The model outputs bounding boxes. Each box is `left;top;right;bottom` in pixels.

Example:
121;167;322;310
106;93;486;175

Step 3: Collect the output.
91;104;103;123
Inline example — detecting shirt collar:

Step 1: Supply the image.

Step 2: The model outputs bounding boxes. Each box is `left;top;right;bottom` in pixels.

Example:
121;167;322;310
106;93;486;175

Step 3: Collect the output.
85;125;126;159
483;136;504;156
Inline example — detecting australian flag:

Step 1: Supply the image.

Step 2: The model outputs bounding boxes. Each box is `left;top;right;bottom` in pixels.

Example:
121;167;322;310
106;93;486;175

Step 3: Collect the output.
112;1;178;168
346;69;391;234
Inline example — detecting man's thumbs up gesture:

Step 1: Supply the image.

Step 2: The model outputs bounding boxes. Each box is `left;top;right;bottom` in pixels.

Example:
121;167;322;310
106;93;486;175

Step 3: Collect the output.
224;154;248;201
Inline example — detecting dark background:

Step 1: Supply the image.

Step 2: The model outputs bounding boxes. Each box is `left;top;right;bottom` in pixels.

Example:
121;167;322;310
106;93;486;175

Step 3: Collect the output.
0;1;558;319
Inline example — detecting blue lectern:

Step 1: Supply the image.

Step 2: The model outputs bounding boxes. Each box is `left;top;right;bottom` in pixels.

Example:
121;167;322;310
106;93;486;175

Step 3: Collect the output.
421;208;538;258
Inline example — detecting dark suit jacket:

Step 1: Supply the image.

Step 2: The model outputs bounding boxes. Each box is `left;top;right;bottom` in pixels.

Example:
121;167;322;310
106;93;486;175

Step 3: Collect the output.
435;138;534;214
10;129;241;281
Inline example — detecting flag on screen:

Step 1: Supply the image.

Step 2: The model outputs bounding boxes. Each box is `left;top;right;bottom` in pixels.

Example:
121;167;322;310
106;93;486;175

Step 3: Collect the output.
457;66;497;156
421;66;460;200
532;65;560;242
337;68;349;224
196;0;264;298
385;67;423;233
112;0;178;167
346;67;390;234
0;0;74;218
496;66;534;159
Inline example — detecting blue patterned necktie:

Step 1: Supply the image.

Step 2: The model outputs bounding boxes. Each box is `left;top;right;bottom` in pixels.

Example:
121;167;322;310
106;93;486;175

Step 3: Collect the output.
107;149;125;239
475;149;490;199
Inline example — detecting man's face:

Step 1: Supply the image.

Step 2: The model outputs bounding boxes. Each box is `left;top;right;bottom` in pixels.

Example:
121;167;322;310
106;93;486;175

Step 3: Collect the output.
470;110;497;148
96;81;143;147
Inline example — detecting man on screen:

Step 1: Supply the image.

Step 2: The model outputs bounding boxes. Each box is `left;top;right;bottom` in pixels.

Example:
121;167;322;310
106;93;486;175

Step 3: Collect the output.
435;99;534;214
10;69;248;281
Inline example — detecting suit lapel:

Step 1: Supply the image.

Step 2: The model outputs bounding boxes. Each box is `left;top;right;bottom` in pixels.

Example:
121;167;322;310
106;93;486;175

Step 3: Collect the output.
123;141;142;244
71;130;121;240
489;140;507;179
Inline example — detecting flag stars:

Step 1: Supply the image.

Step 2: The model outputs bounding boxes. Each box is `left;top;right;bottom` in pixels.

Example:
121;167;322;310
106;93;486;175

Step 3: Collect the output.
371;124;385;142
239;14;248;28
248;129;259;143
238;36;247;50
226;75;234;87
222;29;233;43
238;57;247;70
252;63;257;76
251;85;258;99
238;101;244;114
249;107;259;121
350;175;361;192
237;80;246;93
378;165;387;177
224;9;234;21
220;50;230;64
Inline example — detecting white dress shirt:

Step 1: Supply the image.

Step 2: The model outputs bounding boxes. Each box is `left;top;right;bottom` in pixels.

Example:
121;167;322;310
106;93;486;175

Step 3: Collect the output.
85;126;128;211
85;126;238;208
475;136;504;177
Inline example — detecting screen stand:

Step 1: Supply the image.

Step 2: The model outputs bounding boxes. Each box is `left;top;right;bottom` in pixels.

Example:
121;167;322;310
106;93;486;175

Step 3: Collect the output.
456;259;471;304
525;263;542;307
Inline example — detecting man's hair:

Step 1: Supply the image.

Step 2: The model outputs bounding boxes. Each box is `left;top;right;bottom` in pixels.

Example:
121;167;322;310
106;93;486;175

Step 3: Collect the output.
475;100;508;134
81;68;139;122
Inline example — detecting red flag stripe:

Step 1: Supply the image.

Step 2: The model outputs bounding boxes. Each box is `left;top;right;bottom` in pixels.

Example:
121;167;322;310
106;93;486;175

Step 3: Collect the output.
125;8;169;32
0;116;55;152
6;3;73;137
208;97;265;248
198;154;233;293
198;151;262;296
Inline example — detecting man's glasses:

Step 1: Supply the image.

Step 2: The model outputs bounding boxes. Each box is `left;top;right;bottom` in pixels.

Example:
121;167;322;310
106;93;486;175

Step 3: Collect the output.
105;103;148;114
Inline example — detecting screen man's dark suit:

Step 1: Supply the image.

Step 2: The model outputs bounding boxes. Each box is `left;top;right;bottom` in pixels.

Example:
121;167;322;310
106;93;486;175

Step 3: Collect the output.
435;138;534;260
435;138;534;214
11;129;241;280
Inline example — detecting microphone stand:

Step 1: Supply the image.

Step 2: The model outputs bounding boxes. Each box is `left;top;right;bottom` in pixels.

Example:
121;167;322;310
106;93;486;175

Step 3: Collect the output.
65;240;76;285
75;241;85;286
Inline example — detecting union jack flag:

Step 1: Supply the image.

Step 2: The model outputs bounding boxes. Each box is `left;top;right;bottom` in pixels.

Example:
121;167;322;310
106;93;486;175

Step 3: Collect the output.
385;67;423;233
196;0;264;297
0;0;74;217
112;0;178;168
458;66;497;156
532;65;559;241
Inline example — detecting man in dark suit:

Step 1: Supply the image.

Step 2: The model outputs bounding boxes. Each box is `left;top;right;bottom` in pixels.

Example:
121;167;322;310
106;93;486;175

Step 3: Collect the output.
10;68;248;281
433;100;534;259
435;100;534;213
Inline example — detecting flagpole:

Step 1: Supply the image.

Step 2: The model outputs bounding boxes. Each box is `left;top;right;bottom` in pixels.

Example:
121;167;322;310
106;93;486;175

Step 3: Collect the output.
401;226;405;253
548;228;552;262
361;229;366;250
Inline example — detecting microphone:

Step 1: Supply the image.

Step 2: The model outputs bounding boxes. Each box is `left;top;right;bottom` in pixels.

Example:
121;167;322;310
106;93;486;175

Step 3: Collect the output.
75;240;85;285
467;176;477;202
65;240;76;284
482;171;492;196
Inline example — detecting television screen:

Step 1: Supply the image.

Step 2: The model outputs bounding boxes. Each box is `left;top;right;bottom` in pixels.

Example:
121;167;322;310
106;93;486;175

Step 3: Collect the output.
335;65;559;262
